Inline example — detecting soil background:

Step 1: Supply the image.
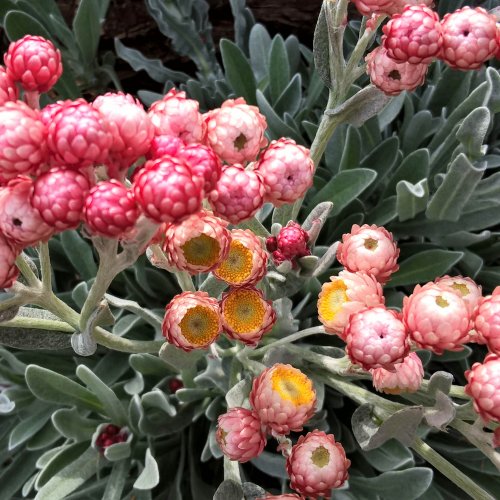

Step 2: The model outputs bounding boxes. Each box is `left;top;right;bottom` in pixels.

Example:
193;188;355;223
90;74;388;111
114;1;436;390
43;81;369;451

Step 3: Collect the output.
57;0;323;92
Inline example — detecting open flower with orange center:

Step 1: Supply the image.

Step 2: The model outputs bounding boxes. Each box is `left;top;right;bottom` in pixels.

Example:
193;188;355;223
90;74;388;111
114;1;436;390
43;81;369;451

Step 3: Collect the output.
317;270;384;340
162;210;231;274
213;228;268;287
220;286;276;346
249;363;316;435
162;291;221;351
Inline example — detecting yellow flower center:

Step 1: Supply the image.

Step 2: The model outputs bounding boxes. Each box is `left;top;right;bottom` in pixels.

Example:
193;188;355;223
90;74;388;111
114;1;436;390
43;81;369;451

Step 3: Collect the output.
435;296;449;308
223;289;266;334
179;305;220;346
311;446;330;468
215;240;253;284
182;234;221;268
364;237;378;250
270;365;315;407
451;282;469;297
317;280;349;322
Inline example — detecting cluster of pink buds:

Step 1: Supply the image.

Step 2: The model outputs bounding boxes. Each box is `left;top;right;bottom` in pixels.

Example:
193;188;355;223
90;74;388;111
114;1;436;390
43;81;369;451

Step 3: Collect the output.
94;424;128;452
361;4;499;96
216;364;350;498
0;34;317;299
266;222;311;267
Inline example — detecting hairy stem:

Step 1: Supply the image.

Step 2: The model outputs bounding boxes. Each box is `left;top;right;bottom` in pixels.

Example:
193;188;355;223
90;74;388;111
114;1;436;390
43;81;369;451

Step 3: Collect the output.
38;242;52;292
450;419;500;472
15;255;40;288
249;326;326;357
411;437;495;500
0;316;74;332
174;271;196;293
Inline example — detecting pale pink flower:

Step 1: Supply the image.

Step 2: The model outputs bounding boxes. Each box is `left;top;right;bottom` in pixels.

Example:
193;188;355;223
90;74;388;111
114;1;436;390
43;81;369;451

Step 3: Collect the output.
216;407;266;462
0;233;19;289
93;92;154;175
162;291;221;351
440;7;498;70
208;164;265;224
256;138;314;207
286;430;350;499
4;35;62;93
0;66;18;106
213;228;268;287
371;352;424;394
383;5;442;64
0;101;48;180
148;88;205;144
46;100;112;169
257;495;302;500
475;288;500;355
31;168;90;231
337;224;399;284
249;363;316;435
177;143;222;193
345;307;409;371
163;210;231;274
147;135;184;160
465;353;500;423
318;270;385;339
434;275;482;322
204;97;267;164
366;46;428;96
403;283;470;354
0;177;53;247
133;156;203;223
83;180;139;238
220;286;276;346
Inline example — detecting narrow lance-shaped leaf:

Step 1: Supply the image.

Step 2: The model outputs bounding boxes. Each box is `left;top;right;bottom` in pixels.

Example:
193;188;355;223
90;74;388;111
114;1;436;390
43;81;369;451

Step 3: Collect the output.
426;154;486;222
396;179;428;222
388;250;464;288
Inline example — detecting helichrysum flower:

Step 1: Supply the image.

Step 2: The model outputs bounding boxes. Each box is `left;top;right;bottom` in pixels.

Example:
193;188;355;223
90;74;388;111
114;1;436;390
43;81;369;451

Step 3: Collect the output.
345;306;410;371
336;224;399;284
213;229;268;287
204;97;267;164
163;210;231;274
465;353;500;423
249;363;316;435
220;286;276;346
286;430;350;499
216;407;266;462
148;88;205;144
475;288;500;355
403;283;470;354
371;352;424;394
162;291;221;351
318;270;384;339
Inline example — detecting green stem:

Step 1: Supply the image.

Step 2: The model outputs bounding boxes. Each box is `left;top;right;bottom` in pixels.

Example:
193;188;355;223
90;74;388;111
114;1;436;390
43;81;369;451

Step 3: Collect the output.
249;326;326;357
38;242;52;292
15;255;40;288
411;437;495;500
93;326;164;353
79;240;119;330
450;419;500;472
174;271;196;292
104;293;163;328
0;316;74;333
420;379;469;400
319;371;402;415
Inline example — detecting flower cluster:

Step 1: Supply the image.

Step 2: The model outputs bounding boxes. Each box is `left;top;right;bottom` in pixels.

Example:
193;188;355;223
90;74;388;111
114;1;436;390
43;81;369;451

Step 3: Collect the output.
216;364;350;499
318;222;500;423
0;35;315;294
361;4;499;95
